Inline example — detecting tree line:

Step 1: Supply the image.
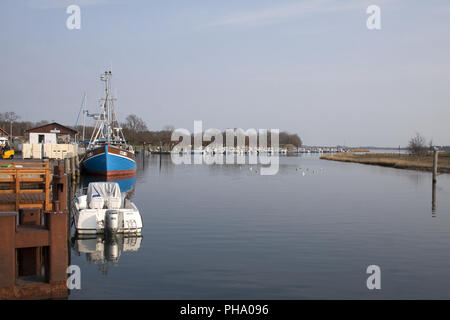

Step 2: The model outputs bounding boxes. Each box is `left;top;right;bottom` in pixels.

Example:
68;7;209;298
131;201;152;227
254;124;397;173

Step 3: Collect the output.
0;112;303;148
117;115;303;148
0;111;52;137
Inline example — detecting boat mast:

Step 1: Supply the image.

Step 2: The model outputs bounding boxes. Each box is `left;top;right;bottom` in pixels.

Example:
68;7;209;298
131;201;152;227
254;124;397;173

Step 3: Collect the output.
101;71;112;145
82;92;87;142
86;71;130;151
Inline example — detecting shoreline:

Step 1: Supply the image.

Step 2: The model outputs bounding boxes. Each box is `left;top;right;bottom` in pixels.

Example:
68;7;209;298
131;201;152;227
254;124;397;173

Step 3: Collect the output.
320;152;450;174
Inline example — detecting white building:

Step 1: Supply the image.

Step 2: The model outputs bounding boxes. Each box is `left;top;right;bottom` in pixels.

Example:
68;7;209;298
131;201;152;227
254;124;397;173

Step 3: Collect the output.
27;122;77;144
23;122;78;159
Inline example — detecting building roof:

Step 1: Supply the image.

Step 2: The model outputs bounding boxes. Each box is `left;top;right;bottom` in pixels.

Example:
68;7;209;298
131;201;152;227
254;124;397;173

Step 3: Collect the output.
0;127;9;136
26;122;77;135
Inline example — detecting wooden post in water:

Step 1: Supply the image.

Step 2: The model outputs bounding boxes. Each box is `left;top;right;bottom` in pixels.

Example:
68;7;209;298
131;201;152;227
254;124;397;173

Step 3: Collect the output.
432;148;439;183
64;157;70;175
432;179;437;214
75;155;80;182
431;148;439;214
71;156;76;181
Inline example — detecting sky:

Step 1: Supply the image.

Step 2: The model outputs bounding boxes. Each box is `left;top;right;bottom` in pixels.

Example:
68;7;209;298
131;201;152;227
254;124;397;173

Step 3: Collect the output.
0;0;449;147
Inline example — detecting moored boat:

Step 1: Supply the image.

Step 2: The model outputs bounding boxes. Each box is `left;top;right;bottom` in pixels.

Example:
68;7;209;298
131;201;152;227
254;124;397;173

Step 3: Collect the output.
72;182;143;235
80;71;136;177
83;144;136;177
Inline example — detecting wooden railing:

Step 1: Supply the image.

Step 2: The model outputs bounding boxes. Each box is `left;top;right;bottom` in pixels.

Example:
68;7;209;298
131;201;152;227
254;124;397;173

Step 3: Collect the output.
0;162;52;211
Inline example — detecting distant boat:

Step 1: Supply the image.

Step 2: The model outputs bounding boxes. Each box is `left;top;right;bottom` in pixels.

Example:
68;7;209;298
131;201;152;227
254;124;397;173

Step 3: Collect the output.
80;71;136;177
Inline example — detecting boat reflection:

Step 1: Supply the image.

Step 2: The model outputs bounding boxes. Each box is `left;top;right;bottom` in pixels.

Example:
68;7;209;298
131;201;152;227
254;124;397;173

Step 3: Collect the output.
71;234;142;275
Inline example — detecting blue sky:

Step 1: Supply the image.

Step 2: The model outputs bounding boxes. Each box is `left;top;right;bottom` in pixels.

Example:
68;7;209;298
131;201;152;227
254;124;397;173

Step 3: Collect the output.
0;0;449;146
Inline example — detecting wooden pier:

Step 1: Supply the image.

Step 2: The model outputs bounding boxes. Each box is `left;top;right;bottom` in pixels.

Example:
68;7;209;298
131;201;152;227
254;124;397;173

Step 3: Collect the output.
0;160;69;300
0;161;52;212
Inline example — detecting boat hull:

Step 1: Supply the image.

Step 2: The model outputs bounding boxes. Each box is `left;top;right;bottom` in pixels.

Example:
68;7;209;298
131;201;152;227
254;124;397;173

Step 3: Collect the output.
82;145;136;178
72;203;143;235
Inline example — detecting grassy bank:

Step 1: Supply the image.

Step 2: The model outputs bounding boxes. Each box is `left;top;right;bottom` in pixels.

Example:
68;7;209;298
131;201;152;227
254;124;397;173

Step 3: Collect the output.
320;152;450;173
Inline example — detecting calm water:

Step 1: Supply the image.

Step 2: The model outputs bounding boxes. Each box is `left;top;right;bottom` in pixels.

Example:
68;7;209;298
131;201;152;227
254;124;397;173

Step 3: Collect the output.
70;153;450;299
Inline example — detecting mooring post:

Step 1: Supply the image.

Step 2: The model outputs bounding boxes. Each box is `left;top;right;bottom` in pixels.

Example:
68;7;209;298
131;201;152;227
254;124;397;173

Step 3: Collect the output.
75;155;80;178
432;179;437;214
71;156;76;181
64;157;70;175
53;162;68;211
0;213;17;290
45;163;69;286
45;210;68;285
433;148;439;183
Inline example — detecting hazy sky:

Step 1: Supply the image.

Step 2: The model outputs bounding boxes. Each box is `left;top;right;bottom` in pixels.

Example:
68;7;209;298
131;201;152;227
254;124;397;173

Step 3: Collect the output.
0;0;449;146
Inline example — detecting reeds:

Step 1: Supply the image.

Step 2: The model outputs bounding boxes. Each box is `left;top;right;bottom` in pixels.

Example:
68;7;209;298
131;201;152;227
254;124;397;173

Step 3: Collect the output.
320;152;450;173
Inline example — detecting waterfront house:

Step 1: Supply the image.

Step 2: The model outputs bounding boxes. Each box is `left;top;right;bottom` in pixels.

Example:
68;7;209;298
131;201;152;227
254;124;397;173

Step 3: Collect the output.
26;122;77;144
22;122;78;159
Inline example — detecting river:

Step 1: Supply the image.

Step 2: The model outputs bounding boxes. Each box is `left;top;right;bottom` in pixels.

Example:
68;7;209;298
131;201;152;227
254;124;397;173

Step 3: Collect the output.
69;153;450;299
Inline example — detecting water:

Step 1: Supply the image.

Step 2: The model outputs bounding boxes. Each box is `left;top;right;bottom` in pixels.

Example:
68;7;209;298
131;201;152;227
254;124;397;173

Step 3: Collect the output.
70;153;450;299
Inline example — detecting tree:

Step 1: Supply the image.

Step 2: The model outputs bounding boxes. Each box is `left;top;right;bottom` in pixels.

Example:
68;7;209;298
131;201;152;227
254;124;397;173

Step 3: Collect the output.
288;133;302;147
123;114;148;132
35;120;49;127
163;124;175;132
408;133;427;156
1;112;20;137
3;112;20;123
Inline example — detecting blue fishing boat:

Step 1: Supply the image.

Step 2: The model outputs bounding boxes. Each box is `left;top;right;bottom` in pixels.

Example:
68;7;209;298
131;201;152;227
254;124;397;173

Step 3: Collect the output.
81;71;136;178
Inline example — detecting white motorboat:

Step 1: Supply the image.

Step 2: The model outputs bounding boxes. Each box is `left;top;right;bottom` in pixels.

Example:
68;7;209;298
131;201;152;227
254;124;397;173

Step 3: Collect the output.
72;182;143;235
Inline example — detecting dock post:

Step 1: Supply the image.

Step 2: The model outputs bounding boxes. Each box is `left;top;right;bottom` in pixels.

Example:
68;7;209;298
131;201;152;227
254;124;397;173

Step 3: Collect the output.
0;213;16;290
432;148;439;183
75;155;80;180
64;157;70;175
46;163;69;286
432;179;437;214
45;210;68;285
53;162;67;211
71;156;76;181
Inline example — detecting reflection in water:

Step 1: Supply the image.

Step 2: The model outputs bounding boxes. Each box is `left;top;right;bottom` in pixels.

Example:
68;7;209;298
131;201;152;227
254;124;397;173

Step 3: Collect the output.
71;234;142;275
432;180;437;216
69;154;450;299
140;153;175;176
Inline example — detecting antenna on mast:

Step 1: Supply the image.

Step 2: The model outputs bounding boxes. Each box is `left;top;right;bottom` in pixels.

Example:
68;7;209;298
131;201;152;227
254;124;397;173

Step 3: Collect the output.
82;91;87;142
100;71;113;144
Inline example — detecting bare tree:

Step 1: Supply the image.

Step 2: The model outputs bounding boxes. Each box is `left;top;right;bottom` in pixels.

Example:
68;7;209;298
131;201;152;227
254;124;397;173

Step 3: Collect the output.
4;112;20;122
408;133;427;156
163;124;175;132
35;120;49;127
1;112;20;137
123;114;148;132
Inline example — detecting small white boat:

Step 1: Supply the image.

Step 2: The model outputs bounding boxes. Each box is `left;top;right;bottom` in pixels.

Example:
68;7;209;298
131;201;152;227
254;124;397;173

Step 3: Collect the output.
72;182;143;235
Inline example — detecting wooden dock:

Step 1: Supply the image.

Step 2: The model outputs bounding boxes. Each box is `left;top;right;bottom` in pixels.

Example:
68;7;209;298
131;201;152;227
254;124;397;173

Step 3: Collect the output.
0;161;52;212
0;160;70;300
